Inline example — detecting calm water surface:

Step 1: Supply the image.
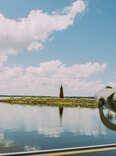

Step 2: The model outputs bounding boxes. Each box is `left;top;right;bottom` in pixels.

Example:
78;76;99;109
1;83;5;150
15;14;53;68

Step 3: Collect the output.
0;102;116;155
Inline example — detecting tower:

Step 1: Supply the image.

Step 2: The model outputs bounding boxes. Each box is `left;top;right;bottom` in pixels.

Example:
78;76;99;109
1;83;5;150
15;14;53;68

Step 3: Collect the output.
59;85;64;98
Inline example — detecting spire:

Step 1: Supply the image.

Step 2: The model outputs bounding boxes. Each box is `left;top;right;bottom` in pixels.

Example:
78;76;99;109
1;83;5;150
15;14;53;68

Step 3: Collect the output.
59;84;64;98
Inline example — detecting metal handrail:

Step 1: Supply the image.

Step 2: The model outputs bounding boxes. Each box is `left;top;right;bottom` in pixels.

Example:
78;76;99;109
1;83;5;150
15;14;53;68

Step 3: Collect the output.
0;143;116;156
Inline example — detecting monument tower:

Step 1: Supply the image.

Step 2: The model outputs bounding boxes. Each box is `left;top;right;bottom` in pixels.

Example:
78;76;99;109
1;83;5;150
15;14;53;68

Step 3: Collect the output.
59;85;64;98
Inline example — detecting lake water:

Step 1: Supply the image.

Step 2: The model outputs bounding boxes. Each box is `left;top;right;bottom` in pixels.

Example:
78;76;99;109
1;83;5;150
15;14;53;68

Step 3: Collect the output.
0;102;116;155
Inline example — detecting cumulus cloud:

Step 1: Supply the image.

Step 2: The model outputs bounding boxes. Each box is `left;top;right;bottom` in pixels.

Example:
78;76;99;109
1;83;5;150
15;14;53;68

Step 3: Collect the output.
28;42;43;51
0;60;106;96
0;55;7;67
0;0;86;55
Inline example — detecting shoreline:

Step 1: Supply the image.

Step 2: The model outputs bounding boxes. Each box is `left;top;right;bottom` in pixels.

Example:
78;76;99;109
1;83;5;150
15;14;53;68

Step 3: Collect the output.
0;97;98;108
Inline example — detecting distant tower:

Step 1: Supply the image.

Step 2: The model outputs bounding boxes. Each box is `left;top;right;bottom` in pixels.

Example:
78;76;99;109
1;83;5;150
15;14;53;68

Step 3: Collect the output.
59;85;64;98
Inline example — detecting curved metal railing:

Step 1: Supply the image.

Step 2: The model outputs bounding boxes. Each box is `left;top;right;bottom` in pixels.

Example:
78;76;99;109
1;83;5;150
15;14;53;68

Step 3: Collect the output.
0;143;116;156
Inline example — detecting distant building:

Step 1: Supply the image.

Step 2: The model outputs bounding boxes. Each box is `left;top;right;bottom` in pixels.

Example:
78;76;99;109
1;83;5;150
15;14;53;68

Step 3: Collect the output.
59;85;64;98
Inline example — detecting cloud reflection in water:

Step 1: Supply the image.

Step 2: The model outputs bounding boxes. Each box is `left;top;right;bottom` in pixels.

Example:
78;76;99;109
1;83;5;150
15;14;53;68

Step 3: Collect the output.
0;103;107;138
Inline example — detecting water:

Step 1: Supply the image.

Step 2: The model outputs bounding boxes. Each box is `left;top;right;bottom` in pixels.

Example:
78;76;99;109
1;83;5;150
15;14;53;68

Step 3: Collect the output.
0;102;116;155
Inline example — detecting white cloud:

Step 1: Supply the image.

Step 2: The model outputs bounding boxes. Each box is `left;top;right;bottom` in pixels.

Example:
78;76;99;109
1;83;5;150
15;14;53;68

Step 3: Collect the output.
0;60;106;96
0;55;7;67
0;0;86;55
28;42;43;51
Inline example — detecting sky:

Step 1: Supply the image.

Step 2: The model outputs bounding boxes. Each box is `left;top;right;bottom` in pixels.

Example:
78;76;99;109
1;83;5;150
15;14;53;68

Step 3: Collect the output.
0;0;116;96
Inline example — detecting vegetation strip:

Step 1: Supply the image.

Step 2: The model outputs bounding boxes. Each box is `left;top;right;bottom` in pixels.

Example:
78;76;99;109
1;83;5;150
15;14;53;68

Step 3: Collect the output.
0;97;97;108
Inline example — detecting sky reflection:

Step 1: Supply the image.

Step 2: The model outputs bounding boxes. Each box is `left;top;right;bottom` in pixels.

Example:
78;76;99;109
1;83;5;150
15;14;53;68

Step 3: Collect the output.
0;103;107;137
0;103;115;153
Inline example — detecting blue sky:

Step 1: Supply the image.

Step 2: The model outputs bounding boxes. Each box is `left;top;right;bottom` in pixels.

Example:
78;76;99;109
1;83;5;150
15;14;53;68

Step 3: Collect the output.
0;0;115;96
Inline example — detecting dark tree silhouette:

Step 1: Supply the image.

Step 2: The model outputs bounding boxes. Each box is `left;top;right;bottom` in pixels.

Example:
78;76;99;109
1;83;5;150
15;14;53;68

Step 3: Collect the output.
105;86;112;89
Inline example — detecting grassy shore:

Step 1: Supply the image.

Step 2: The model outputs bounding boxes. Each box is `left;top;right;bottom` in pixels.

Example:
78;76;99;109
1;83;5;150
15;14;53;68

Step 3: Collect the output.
0;97;97;108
